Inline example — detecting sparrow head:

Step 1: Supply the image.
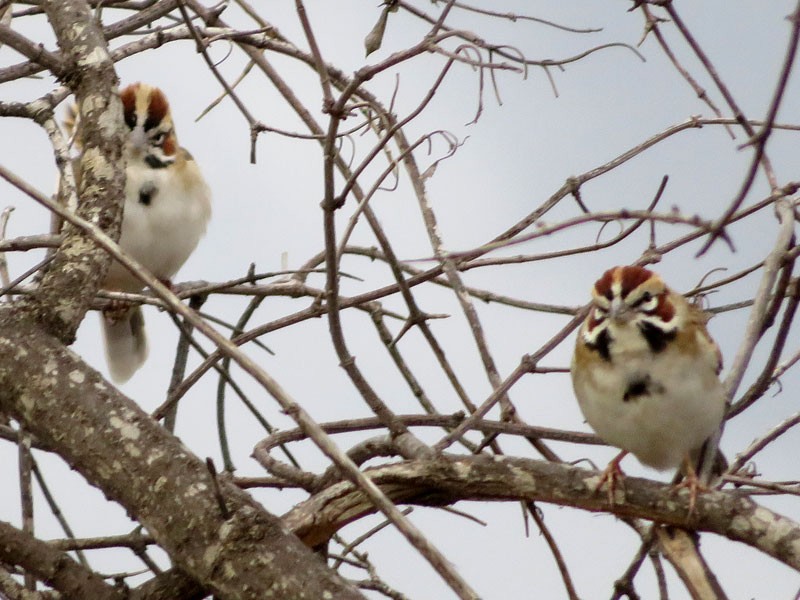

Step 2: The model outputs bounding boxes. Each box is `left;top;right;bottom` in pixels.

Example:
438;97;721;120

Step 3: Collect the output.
592;266;672;322
582;266;679;353
119;82;178;168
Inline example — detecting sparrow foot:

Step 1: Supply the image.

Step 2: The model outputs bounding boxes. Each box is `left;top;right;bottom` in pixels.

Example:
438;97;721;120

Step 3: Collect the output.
595;450;628;506
671;457;708;521
102;299;133;324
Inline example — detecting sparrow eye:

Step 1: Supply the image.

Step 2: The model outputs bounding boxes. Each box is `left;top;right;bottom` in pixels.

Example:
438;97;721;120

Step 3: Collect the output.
124;111;137;130
151;131;167;146
635;292;659;312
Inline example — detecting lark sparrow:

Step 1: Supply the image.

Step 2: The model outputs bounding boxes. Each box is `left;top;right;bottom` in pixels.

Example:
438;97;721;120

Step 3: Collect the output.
64;83;211;382
571;266;725;510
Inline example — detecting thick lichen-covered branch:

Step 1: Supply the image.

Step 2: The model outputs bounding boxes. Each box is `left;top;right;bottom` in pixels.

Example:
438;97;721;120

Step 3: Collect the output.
284;454;800;572
0;319;365;599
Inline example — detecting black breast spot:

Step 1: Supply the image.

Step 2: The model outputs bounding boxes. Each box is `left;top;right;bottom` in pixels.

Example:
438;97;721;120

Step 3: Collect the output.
623;377;650;402
623;375;665;402
139;182;156;206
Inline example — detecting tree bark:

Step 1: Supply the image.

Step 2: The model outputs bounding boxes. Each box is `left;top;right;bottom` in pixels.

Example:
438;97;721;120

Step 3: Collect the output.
31;0;126;343
284;453;800;572
0;317;365;599
0;519;124;600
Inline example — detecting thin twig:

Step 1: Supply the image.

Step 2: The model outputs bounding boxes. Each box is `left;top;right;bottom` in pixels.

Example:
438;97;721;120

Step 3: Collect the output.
528;503;579;600
18;426;35;590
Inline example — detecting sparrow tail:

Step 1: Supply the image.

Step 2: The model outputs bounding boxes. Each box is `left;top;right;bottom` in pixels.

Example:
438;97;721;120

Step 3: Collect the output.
101;306;148;383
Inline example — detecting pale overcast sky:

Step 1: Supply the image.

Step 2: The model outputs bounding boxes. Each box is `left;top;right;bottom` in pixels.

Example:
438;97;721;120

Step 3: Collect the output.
1;2;799;598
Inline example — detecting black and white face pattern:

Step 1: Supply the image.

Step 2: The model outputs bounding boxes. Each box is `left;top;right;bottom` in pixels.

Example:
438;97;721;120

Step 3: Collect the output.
120;83;178;169
582;265;679;361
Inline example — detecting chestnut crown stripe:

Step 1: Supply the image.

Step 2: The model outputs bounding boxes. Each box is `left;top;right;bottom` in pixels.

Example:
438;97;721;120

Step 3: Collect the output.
593;265;654;301
120;83;139;130
143;89;169;132
618;265;652;297
593;268;616;301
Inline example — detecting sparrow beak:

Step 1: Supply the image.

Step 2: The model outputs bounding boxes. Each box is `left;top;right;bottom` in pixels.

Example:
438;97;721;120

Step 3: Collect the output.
127;126;148;156
609;298;632;323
